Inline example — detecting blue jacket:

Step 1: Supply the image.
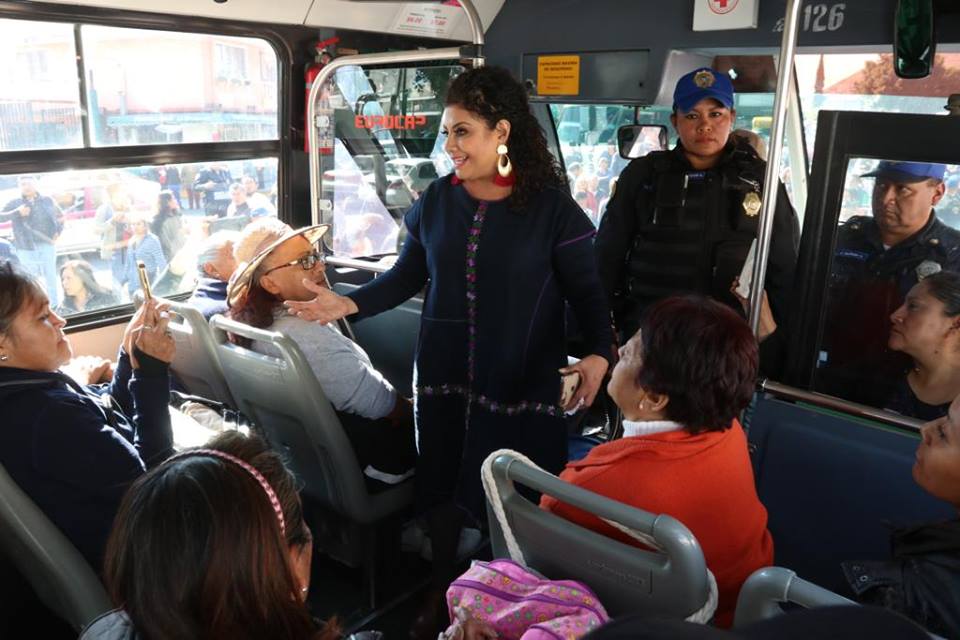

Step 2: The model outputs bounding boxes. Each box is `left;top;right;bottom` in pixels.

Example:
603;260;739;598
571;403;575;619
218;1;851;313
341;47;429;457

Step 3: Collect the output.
0;194;63;250
0;350;173;570
186;276;228;320
122;234;167;292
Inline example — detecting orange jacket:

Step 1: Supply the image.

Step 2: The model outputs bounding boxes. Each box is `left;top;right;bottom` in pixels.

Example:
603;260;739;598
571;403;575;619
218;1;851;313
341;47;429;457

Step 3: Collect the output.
541;421;773;627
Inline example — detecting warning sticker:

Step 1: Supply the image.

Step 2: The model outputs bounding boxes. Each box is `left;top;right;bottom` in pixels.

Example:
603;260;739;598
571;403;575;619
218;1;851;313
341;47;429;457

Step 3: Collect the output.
537;55;580;96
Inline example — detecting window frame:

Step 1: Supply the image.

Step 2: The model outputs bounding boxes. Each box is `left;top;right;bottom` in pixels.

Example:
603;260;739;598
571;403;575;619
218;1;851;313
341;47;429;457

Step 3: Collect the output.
783;110;960;397
0;2;291;331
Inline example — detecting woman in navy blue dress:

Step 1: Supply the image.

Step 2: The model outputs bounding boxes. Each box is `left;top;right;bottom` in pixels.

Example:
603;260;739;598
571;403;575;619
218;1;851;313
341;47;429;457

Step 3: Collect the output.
286;66;613;609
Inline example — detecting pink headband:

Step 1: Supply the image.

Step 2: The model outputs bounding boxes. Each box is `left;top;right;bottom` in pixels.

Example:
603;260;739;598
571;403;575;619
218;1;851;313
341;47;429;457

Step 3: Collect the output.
167;448;286;537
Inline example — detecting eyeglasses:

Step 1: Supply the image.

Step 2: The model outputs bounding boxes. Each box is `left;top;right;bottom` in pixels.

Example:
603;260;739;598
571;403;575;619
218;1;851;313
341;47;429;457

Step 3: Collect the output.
261;250;325;276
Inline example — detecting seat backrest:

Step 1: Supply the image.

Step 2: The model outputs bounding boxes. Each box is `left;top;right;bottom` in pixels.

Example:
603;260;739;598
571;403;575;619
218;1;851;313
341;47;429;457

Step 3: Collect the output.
332;282;421;397
484;451;710;619
131;294;234;407
165;300;236;407
207;314;375;522
0;463;111;632
747;395;953;593
733;567;854;627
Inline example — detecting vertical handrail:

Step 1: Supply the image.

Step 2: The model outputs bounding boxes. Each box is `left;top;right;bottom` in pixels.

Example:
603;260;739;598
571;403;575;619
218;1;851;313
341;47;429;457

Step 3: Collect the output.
748;0;804;335
307;0;485;227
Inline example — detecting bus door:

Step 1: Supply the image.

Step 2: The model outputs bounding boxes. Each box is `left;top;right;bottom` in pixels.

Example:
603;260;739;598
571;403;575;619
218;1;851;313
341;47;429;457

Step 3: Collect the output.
307;60;470;395
749;109;960;593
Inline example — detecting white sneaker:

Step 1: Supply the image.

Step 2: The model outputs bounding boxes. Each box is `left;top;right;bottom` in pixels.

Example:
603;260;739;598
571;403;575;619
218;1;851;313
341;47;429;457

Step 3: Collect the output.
419;527;483;562
401;520;427;554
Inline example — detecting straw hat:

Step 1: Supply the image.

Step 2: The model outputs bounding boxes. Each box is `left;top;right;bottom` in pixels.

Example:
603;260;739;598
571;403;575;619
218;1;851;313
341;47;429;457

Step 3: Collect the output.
227;221;329;309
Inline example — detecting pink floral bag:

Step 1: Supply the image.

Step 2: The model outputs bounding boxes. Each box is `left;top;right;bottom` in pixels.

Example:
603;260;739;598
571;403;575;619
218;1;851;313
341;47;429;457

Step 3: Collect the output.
444;558;609;640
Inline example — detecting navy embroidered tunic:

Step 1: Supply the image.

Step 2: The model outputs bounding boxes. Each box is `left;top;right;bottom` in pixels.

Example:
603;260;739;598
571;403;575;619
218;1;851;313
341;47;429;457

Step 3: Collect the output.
347;176;613;518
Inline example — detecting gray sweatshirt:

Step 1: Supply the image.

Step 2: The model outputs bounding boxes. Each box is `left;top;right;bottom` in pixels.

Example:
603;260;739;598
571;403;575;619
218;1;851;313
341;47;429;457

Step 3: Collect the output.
253;312;398;420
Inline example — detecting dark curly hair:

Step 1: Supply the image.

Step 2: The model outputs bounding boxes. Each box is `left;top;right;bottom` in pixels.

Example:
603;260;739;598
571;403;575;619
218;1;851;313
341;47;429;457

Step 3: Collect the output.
633;295;758;433
444;66;565;211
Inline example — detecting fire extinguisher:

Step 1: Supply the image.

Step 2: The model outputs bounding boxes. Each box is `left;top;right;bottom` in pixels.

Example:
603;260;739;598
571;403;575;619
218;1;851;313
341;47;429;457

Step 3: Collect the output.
304;38;338;153
304;45;324;153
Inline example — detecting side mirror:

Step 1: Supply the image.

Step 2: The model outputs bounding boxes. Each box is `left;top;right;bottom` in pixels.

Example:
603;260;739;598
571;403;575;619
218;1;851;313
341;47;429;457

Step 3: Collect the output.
617;124;669;160
894;0;936;79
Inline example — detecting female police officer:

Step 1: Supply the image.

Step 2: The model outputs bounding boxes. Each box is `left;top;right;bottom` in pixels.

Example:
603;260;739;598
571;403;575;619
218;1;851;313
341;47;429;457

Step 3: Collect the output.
596;67;800;339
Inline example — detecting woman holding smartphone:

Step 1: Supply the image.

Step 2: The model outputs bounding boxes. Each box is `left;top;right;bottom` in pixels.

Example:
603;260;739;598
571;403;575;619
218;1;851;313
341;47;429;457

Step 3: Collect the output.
285;66;612;633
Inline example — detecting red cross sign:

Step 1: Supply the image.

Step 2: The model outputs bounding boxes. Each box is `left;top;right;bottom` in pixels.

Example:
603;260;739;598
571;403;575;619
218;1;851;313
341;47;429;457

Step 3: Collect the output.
708;0;739;14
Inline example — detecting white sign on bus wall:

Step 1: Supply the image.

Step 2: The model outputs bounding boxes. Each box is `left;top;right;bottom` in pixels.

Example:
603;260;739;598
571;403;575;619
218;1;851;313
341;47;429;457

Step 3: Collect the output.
693;0;759;31
390;1;464;38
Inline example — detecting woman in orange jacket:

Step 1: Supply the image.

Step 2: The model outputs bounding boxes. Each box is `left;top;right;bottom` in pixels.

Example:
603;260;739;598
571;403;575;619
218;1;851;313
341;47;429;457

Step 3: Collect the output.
542;295;773;627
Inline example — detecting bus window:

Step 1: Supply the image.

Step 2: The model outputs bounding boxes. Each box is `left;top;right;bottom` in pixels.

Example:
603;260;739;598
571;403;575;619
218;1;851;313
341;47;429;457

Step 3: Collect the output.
548;104;634;227
0;19;83;151
82;26;278;146
324;64;461;258
0;158;279;317
0;16;283;323
813;158;960;416
795;53;960;159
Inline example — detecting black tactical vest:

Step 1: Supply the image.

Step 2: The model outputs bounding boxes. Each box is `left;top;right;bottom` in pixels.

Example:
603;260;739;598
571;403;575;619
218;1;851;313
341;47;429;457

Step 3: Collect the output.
623;143;765;316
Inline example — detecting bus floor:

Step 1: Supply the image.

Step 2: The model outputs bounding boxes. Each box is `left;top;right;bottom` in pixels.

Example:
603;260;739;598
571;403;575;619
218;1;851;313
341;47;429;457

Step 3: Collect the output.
308;532;492;638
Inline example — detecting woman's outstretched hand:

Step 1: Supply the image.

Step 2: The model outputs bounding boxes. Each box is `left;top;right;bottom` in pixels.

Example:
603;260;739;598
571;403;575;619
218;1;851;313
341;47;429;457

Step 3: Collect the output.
559;354;609;411
283;279;358;325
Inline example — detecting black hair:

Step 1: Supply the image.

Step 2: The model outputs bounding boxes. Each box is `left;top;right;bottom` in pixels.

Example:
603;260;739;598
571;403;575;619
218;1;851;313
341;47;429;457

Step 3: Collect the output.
444;66;565;211
0;262;44;337
921;271;960;316
60;259;114;300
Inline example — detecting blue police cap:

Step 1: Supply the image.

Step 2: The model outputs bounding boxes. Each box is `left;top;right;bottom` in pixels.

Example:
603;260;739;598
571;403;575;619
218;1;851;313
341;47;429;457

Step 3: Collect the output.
861;161;946;183
673;67;734;113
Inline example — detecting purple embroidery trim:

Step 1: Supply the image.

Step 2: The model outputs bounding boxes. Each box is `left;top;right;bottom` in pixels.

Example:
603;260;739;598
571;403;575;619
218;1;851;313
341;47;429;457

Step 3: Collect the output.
465;202;487;404
555;229;596;250
419;384;564;418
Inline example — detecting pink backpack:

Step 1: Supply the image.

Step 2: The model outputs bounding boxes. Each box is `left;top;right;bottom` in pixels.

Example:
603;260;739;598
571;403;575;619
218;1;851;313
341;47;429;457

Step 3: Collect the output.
444;559;609;640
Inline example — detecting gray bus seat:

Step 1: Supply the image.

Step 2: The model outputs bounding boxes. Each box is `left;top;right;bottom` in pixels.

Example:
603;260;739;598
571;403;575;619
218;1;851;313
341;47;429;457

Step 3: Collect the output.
332;281;421;397
747;395;953;594
208;314;413;605
733;567;854;628
131;294;236;407
208;314;413;523
0;462;110;632
167;300;236;407
482;450;711;620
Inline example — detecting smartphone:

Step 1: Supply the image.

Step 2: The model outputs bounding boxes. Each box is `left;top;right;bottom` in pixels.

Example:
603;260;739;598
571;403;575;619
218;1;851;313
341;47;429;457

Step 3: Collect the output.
559;371;582;407
137;260;153;301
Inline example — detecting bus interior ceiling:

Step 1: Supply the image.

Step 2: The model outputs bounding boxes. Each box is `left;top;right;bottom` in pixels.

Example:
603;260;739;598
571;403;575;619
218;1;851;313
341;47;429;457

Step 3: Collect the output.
2;0;960;635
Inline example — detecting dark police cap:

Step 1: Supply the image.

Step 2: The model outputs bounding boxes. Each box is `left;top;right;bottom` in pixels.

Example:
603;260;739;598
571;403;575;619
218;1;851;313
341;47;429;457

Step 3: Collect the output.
673;67;734;113
862;161;946;183
582;606;930;640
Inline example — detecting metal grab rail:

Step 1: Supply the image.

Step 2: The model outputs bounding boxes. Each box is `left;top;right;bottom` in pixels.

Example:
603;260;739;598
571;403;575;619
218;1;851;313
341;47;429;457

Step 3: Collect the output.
748;0;804;336
760;379;924;431
325;255;392;274
307;0;485;228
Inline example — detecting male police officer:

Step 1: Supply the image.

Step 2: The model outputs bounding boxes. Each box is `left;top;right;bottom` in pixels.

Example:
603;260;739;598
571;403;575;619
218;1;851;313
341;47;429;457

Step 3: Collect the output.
817;161;960;405
596;67;799;339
